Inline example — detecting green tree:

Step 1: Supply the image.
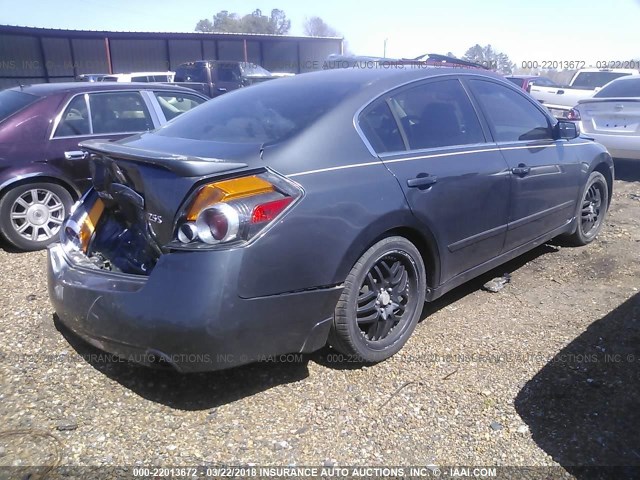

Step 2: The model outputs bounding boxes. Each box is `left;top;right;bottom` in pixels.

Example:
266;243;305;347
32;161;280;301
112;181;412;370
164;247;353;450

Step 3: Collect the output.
269;9;291;35
463;44;515;74
195;8;291;35
195;19;215;32
303;16;340;37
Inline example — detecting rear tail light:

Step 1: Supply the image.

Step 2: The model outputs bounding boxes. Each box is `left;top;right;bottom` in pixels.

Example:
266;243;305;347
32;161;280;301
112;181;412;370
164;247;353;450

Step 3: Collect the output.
173;171;302;249
567;108;581;121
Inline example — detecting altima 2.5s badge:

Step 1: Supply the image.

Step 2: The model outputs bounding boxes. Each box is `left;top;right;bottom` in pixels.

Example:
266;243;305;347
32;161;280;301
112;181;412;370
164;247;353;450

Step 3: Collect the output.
47;67;614;372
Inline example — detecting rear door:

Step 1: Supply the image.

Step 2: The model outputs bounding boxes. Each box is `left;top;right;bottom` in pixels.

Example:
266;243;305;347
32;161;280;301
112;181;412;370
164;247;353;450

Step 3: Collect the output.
47;91;156;191
360;77;511;284
466;79;581;252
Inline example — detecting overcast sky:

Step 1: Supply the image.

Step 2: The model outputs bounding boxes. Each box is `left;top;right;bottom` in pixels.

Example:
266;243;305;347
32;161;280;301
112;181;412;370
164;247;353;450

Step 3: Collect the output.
1;0;639;65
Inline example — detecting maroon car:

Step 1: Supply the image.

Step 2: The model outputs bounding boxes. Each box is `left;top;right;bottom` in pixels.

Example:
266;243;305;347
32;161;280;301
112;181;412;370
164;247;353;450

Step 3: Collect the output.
0;82;207;250
505;75;558;93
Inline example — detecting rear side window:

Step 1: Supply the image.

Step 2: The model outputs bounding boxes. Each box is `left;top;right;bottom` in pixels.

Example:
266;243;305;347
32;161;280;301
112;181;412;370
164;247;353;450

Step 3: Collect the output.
131;76;149;82
594;78;640;98
89;92;153;134
360;101;405;153
388;79;485;150
54;95;90;137
0;90;39;123
469;80;552;142
153;92;206;121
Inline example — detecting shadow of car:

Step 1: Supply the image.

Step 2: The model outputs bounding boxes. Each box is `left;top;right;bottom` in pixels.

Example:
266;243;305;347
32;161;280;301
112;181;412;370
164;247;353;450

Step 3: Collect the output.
515;292;640;477
0;82;207;250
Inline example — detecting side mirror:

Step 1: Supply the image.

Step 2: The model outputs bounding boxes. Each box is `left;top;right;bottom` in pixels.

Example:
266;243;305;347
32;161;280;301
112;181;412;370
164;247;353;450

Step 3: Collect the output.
554;120;579;140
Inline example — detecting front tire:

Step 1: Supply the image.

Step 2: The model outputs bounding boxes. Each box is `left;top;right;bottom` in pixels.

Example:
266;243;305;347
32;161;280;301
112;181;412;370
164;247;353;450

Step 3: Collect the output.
0;182;73;251
329;236;427;363
565;171;609;246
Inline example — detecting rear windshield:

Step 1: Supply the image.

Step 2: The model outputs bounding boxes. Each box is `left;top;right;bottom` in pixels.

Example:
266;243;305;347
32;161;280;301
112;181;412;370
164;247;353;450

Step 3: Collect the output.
594;78;640;98
506;77;525;88
571;72;631;89
156;79;360;144
175;65;208;83
0;90;39;122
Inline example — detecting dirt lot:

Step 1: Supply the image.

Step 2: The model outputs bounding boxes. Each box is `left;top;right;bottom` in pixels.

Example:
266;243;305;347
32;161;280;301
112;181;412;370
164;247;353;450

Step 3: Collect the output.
1;161;639;478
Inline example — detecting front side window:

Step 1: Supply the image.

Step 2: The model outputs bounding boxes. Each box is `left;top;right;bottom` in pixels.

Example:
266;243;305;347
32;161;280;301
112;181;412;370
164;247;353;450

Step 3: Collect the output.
216;64;241;82
359;100;405;154
54;95;90;137
89;92;153;134
153;92;206;121
388;79;485;150
469;80;552;142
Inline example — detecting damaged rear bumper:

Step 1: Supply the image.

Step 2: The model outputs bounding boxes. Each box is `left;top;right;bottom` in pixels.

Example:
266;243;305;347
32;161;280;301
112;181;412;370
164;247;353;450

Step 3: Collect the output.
47;243;342;372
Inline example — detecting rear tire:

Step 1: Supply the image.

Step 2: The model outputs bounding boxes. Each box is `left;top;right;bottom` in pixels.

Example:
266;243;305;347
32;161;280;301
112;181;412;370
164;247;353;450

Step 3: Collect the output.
329;236;426;363
0;182;73;251
564;171;609;246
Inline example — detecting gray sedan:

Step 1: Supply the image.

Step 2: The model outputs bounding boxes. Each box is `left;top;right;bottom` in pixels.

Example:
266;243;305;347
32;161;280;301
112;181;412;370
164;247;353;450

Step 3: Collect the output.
48;67;613;372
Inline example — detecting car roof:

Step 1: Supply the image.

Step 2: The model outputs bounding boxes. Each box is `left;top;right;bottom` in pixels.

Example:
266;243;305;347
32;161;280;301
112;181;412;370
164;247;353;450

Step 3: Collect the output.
506;75;541;79
575;68;639;74
269;66;506;98
8;82;201;97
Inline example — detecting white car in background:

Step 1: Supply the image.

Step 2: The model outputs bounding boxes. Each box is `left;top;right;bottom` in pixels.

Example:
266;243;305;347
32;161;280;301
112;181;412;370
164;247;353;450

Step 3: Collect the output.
529;68;638;118
101;71;175;83
571;76;640;160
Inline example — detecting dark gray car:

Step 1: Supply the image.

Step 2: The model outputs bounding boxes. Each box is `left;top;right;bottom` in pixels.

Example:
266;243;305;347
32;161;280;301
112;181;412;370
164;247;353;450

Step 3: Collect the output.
47;67;613;372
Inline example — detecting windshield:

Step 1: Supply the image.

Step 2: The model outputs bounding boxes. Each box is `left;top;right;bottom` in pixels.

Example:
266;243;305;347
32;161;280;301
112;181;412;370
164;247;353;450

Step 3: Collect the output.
156;79;360;144
571;72;631;89
594;78;640;98
0;90;39;123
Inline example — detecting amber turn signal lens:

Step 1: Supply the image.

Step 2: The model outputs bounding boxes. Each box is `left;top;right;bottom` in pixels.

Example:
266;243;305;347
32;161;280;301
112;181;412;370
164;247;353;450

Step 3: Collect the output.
79;198;105;252
186;176;274;221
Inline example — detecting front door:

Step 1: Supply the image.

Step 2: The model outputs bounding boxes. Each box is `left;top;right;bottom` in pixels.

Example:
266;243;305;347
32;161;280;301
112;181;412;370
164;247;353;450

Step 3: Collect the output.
467;79;581;251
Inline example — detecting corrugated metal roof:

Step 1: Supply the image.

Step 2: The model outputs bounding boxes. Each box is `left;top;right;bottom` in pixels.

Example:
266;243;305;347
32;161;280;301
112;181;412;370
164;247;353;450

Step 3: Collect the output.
0;24;343;41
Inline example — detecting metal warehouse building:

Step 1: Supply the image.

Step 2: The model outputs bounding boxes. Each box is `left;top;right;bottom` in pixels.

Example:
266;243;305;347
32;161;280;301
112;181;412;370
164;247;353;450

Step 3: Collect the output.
0;25;343;88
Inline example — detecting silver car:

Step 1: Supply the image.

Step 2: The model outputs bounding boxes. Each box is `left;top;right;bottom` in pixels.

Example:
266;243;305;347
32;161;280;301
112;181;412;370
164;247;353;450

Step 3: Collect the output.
571;76;640;160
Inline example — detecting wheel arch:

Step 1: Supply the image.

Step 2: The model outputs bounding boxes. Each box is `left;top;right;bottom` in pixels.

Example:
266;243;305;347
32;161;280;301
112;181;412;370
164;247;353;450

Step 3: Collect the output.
338;214;442;291
0;173;81;201
592;158;613;207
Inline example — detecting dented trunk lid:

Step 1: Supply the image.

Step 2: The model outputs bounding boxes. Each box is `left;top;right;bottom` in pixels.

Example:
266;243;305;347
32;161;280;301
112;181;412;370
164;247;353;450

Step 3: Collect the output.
78;133;263;273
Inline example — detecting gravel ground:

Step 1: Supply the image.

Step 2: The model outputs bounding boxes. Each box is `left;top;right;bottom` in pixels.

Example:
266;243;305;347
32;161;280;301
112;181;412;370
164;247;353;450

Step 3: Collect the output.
1;162;639;478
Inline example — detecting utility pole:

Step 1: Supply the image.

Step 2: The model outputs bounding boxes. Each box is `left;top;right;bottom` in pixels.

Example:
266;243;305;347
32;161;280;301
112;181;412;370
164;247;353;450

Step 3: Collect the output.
383;38;388;58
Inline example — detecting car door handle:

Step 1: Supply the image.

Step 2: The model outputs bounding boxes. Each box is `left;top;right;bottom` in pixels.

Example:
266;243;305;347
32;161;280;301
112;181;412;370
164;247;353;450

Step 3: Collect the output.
64;150;88;160
407;175;438;188
217;87;227;92
512;164;531;176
